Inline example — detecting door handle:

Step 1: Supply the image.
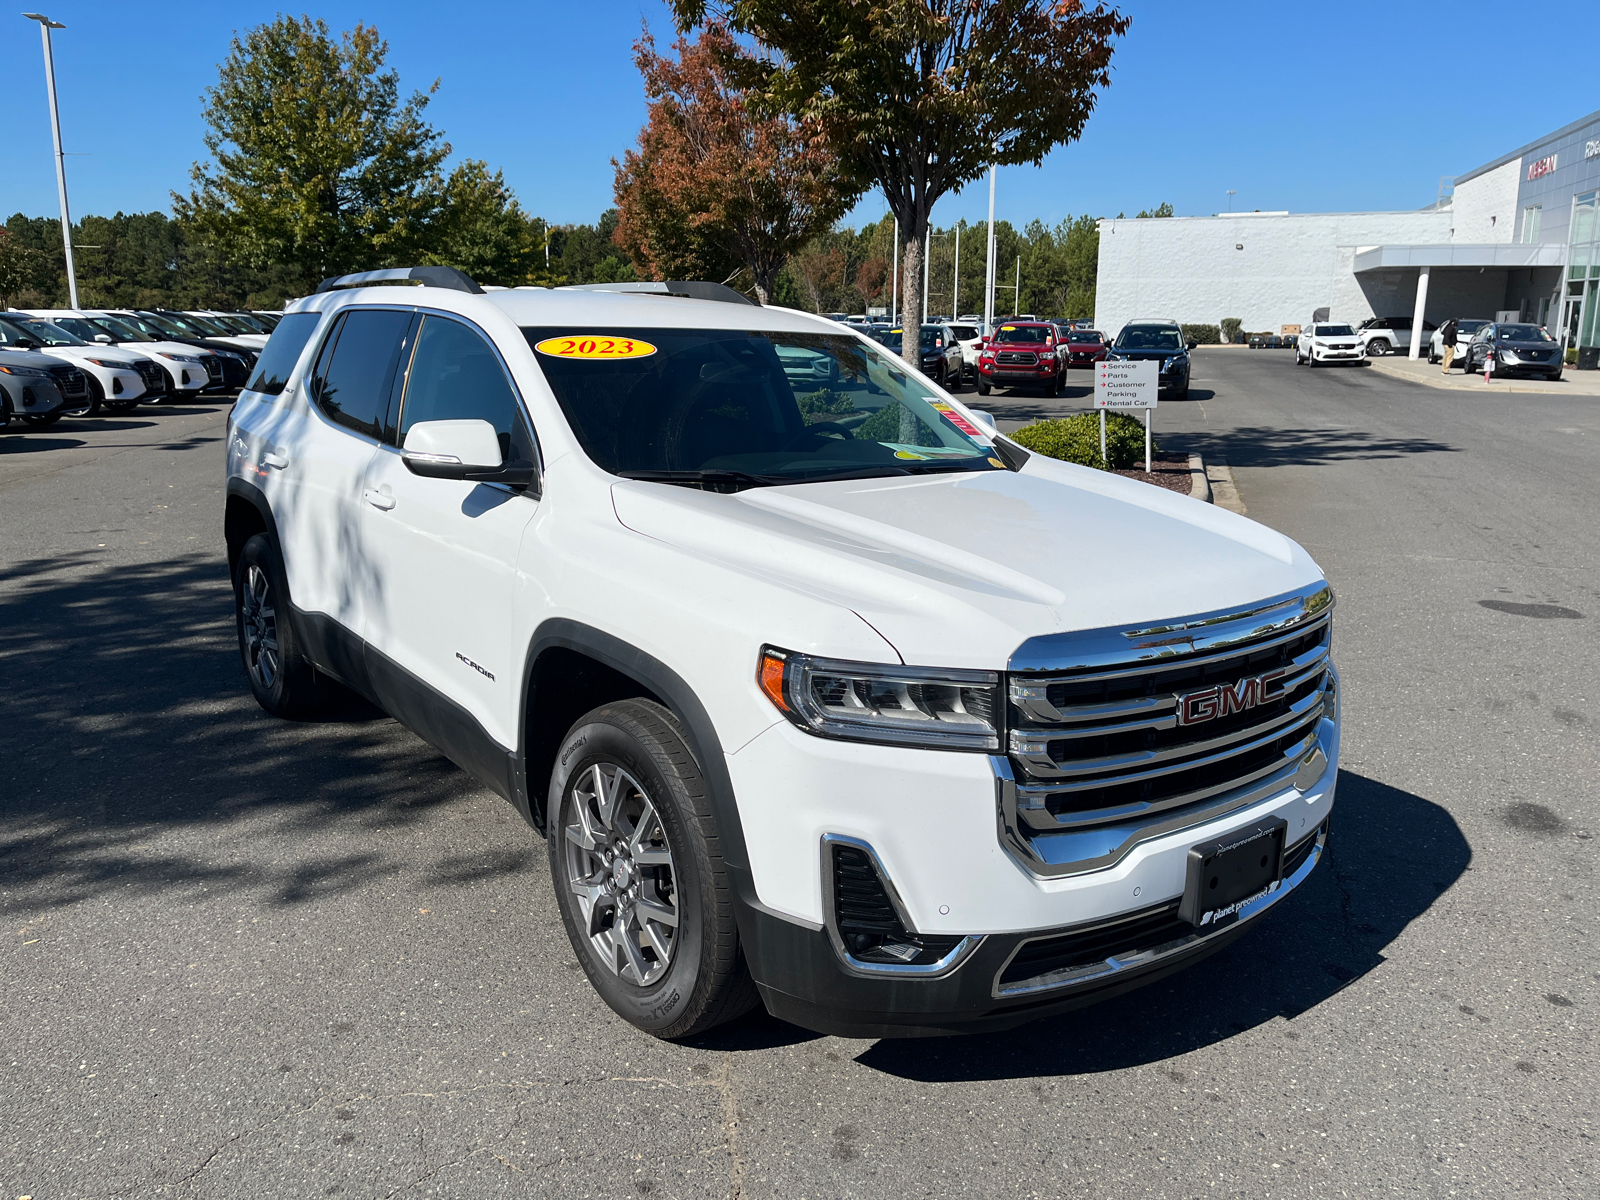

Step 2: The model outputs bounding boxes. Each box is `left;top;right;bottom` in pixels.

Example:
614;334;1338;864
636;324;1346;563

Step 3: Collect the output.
261;451;288;470
363;487;396;511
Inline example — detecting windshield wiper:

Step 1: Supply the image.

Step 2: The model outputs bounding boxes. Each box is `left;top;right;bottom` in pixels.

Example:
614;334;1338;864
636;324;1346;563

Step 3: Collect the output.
616;469;778;492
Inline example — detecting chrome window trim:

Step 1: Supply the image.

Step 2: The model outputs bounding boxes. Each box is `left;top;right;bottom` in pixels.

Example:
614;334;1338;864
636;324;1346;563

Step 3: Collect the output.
991;823;1327;999
1008;582;1334;677
819;833;984;979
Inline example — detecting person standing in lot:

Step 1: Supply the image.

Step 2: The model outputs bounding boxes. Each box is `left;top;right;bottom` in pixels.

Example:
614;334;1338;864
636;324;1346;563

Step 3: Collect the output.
1439;317;1458;373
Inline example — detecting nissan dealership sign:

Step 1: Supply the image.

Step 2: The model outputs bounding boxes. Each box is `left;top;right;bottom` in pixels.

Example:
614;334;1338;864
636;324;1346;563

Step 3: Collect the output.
1526;154;1558;181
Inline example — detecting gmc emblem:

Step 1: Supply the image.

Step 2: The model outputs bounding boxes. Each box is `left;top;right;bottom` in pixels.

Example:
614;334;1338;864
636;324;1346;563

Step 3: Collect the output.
1176;668;1289;726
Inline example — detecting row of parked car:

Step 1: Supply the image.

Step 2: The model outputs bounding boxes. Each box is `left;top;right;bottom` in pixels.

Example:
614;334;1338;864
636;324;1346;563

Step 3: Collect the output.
0;308;280;429
1284;316;1565;380
855;316;1196;400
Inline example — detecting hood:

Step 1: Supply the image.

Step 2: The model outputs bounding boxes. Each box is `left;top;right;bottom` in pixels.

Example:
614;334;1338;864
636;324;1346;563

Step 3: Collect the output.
35;345;143;366
0;348;72;371
610;459;1321;669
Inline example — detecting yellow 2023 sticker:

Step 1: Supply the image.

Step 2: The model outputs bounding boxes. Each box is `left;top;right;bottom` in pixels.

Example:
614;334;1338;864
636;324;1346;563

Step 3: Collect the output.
534;335;657;360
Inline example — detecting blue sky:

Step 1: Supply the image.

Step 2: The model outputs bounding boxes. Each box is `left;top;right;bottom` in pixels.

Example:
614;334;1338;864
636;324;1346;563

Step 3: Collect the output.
5;1;1599;232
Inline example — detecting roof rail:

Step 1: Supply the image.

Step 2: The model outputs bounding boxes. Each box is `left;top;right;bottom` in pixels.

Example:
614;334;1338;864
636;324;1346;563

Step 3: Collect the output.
315;266;484;295
559;280;757;307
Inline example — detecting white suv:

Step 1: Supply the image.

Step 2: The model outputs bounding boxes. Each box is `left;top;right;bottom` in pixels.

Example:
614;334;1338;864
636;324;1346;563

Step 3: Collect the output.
225;267;1340;1039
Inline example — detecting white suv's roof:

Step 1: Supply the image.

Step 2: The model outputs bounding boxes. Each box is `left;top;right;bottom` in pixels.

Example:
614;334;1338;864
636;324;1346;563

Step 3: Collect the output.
292;285;854;336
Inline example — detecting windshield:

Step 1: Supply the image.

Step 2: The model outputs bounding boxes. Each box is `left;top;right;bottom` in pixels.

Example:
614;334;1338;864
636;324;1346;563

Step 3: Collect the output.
92;316;153;342
948;325;978;341
49;316;120;343
1314;325;1356;337
1457;319;1487;334
209;314;261;334
153;312;228;336
523;327;1004;488
1497;324;1553;342
0;316;86;347
992;325;1050;345
134;312;197;338
1115;326;1183;350
251;312;282;330
1070;331;1104;344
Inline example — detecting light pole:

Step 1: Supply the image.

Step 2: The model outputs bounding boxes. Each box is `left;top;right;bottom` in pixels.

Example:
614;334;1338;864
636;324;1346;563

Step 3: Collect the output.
952;223;960;317
984;165;997;333
24;12;78;308
1226;189;1236;214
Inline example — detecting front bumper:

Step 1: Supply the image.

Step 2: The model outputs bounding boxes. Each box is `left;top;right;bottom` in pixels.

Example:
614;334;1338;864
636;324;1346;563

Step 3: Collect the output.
728;706;1338;1036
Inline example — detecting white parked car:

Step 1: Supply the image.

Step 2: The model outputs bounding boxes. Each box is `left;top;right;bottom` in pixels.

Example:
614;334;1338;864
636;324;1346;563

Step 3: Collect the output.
1355;316;1434;357
1295;322;1368;367
1427;319;1488;366
0;345;85;427
24;310;215;400
177;311;269;351
224;266;1339;1040
0;312;162;414
941;320;985;384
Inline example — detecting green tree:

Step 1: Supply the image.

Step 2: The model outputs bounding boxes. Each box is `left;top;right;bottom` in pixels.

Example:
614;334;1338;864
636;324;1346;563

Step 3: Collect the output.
1136;202;1174;218
669;0;1128;357
0;227;52;308
176;15;463;297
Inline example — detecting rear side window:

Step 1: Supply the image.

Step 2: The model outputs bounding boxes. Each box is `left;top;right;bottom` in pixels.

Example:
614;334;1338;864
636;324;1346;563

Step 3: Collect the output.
310;309;412;439
245;312;323;396
398;315;536;465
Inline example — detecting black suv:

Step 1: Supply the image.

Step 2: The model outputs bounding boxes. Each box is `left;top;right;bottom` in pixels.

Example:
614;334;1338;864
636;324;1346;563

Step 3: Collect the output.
1108;321;1193;399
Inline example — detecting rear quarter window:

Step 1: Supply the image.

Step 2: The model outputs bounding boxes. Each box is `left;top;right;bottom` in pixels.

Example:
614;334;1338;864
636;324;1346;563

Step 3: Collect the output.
245;312;324;396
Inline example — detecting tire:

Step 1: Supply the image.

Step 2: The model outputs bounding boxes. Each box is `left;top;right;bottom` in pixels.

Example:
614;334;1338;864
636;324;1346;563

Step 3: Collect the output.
104;398;140;414
976;378;991;396
1307;353;1318;368
548;700;759;1039
1428;350;1438;364
20;411;64;427
1175;385;1190;400
1368;339;1391;357
234;533;340;718
64;374;102;419
1548;371;1563;382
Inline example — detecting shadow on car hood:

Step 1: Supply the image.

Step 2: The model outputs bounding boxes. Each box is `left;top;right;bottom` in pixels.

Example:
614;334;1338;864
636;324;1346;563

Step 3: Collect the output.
610;459;1318;668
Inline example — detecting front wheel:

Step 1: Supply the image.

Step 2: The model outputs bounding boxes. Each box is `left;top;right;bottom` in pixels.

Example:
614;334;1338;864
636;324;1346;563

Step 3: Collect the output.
64;375;102;419
21;411;64;427
234;533;342;718
1368;339;1391;357
549;701;759;1039
976;378;991;396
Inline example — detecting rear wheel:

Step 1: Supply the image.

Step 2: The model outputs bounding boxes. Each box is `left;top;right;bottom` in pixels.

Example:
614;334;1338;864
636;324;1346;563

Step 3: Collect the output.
1368;338;1391;357
549;700;758;1039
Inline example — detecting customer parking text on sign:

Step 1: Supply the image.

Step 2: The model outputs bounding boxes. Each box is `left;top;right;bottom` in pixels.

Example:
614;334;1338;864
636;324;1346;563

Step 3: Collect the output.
1096;360;1159;409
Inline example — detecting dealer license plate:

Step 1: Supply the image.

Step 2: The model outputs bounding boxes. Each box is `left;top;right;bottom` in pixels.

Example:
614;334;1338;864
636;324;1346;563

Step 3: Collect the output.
1177;817;1287;927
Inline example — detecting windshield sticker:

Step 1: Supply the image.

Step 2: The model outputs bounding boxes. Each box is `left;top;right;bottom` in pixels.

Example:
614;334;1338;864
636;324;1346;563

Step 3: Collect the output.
1000;325;1016;331
928;400;984;438
534;335;658;360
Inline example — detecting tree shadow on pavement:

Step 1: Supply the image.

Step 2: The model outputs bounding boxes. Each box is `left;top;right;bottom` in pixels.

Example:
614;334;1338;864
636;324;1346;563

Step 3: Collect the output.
0;551;484;917
1185;426;1458;469
853;770;1470;1081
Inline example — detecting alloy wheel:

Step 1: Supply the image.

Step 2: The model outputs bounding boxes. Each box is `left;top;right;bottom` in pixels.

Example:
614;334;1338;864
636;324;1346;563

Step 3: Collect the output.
240;564;280;691
563;762;679;986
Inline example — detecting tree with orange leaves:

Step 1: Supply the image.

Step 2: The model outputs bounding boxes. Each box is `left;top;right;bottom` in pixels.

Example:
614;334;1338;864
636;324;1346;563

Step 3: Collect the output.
613;25;853;304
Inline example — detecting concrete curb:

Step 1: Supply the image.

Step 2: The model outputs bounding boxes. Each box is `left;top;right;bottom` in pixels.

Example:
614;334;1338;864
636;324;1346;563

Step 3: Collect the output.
1366;356;1600;397
1188;454;1211;503
1205;457;1247;514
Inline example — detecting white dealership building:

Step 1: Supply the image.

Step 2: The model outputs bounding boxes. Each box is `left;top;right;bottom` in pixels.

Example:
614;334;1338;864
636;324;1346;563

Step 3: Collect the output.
1095;109;1600;354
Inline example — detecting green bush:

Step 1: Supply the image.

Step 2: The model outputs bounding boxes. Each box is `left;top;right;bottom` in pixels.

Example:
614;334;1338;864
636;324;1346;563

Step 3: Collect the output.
1009;412;1154;471
1567;347;1579;365
1181;323;1220;345
1220;317;1243;344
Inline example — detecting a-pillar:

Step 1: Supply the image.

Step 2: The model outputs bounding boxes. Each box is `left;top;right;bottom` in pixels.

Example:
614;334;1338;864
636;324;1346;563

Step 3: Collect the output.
1408;265;1431;360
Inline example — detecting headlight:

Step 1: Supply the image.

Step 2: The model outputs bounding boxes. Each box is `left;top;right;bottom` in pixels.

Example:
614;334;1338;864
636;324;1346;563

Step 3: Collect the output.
85;357;132;369
0;363;50;377
758;647;1000;751
161;353;204;364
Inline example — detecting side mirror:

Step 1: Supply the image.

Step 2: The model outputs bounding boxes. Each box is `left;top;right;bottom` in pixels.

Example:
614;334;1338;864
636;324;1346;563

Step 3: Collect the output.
401;419;535;487
967;409;997;431
95;334;113;343
14;338;38;350
1186;339;1198;350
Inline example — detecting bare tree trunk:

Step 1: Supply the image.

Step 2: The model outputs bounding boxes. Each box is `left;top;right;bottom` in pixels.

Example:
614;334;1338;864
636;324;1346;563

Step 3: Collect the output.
899;232;922;364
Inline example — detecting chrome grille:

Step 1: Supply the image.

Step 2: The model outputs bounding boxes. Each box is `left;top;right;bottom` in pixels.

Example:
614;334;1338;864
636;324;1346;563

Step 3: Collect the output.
204;355;223;381
996;350;1039;365
1000;584;1335;876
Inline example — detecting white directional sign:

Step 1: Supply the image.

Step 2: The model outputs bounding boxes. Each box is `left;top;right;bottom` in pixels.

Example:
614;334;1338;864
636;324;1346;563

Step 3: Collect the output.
1095;359;1159;409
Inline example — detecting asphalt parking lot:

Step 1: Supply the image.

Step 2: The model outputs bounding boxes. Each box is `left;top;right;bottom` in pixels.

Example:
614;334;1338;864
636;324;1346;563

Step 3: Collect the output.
2;355;1595;1198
